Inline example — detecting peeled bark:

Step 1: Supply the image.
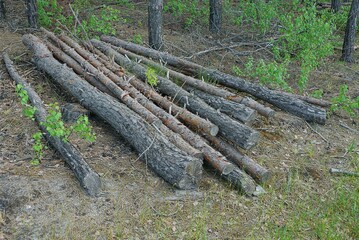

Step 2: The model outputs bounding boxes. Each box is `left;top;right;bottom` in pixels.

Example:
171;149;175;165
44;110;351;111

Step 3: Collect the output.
26;0;38;28
92;39;260;150
148;0;163;50
101;36;327;124
341;0;359;63
209;0;222;33
43;29;202;159
22;34;202;190
113;46;274;117
185;86;257;124
3;52;101;196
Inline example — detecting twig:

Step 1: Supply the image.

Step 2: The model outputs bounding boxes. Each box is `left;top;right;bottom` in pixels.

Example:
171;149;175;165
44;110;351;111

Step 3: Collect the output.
305;121;329;144
339;122;359;135
68;4;91;45
329;168;359;177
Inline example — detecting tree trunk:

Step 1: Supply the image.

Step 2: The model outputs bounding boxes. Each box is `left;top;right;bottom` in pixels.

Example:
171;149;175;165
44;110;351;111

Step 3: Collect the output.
101;36;327;124
341;0;359;63
22;34;202;190
113;45;275;117
92;39;260;150
209;0;222;33
185;86;257;124
3;52;101;196
26;0;38;28
0;0;5;20
331;0;341;12
148;0;163;50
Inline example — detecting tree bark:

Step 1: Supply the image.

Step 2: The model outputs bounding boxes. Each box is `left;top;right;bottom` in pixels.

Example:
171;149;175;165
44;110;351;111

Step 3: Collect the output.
113;45;275;117
26;0;38;28
22;34;202;190
209;0;222;33
341;0;359;63
43;29;203;160
203;135;270;183
185;86;257;124
0;0;5;20
148;0;163;50
3;52;101;196
92;39;260;150
331;0;341;12
101;36;327;124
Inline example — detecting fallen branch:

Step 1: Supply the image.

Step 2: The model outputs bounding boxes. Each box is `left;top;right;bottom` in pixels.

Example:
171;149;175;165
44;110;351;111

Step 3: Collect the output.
329;168;359;177
92;39;260;150
3;52;101;196
102;36;327;124
22;34;202;189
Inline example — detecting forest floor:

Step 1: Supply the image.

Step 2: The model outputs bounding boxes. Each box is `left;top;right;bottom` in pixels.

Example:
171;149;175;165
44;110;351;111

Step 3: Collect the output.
0;1;358;239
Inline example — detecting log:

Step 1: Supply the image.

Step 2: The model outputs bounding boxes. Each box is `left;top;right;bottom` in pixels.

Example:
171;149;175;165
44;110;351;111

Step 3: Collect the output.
0;0;5;20
92;39;260;150
185;86;257;124
2;52;101;196
101;36;327;124
113;46;274;117
59;33;219;137
203;134;270;183
22;34;202;190
59;35;256;190
148;0;163;50
43;30;202;159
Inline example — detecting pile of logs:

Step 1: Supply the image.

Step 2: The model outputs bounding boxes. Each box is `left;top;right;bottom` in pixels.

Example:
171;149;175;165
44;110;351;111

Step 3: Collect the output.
8;29;328;196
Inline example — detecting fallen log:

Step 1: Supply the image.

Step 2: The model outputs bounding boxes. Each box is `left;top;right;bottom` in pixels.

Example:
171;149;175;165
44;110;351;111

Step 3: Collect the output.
22;34;202;189
101;36;327;124
43;29;202;159
185;86;257;124
203;134;270;183
3;52;101;196
59;33;219;137
92;39;260;150
63;36;257;191
114;46;274;118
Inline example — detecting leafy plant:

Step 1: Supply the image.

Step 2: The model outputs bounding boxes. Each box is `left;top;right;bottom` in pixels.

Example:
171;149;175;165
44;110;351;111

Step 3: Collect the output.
132;34;143;45
16;84;37;120
145;67;158;87
330;85;359;117
31;132;43;166
310;89;324;99
71;115;96;142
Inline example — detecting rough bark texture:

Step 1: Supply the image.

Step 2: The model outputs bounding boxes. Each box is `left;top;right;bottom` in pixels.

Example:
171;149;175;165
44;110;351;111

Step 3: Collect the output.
185;86;257;124
148;0;163;50
92;39;260;150
102;36;327;124
26;0;38;28
114;45;275;117
203;134;270;183
0;0;5;20
342;0;359;62
209;0;222;33
331;0;341;12
22;34;202;190
3;52;101;196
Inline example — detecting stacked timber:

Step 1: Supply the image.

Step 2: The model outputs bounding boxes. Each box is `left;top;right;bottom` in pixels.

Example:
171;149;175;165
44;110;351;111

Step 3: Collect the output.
19;29;330;195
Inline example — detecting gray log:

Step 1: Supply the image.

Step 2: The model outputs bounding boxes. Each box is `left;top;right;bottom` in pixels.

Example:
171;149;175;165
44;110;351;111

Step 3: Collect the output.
148;0;163;50
22;34;202;190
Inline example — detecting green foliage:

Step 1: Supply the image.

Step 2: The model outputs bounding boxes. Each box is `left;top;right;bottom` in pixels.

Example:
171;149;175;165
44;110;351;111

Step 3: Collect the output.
16;84;37;120
71;115;96;142
164;0;209;28
330;85;359;117
31;132;43;166
41;103;70;141
145;67;158;87
233;58;291;91
310;89;324;99
132;34;143;45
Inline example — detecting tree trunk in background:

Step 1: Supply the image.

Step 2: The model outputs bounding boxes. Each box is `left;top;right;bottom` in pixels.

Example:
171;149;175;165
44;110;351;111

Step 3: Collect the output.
331;0;341;12
209;0;222;33
148;0;163;50
0;0;5;20
26;0;38;28
342;0;359;62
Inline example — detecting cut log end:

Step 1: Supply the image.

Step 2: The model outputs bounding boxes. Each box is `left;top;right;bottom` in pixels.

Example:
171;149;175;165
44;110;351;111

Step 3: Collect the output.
210;125;219;136
222;168;256;195
83;172;102;196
